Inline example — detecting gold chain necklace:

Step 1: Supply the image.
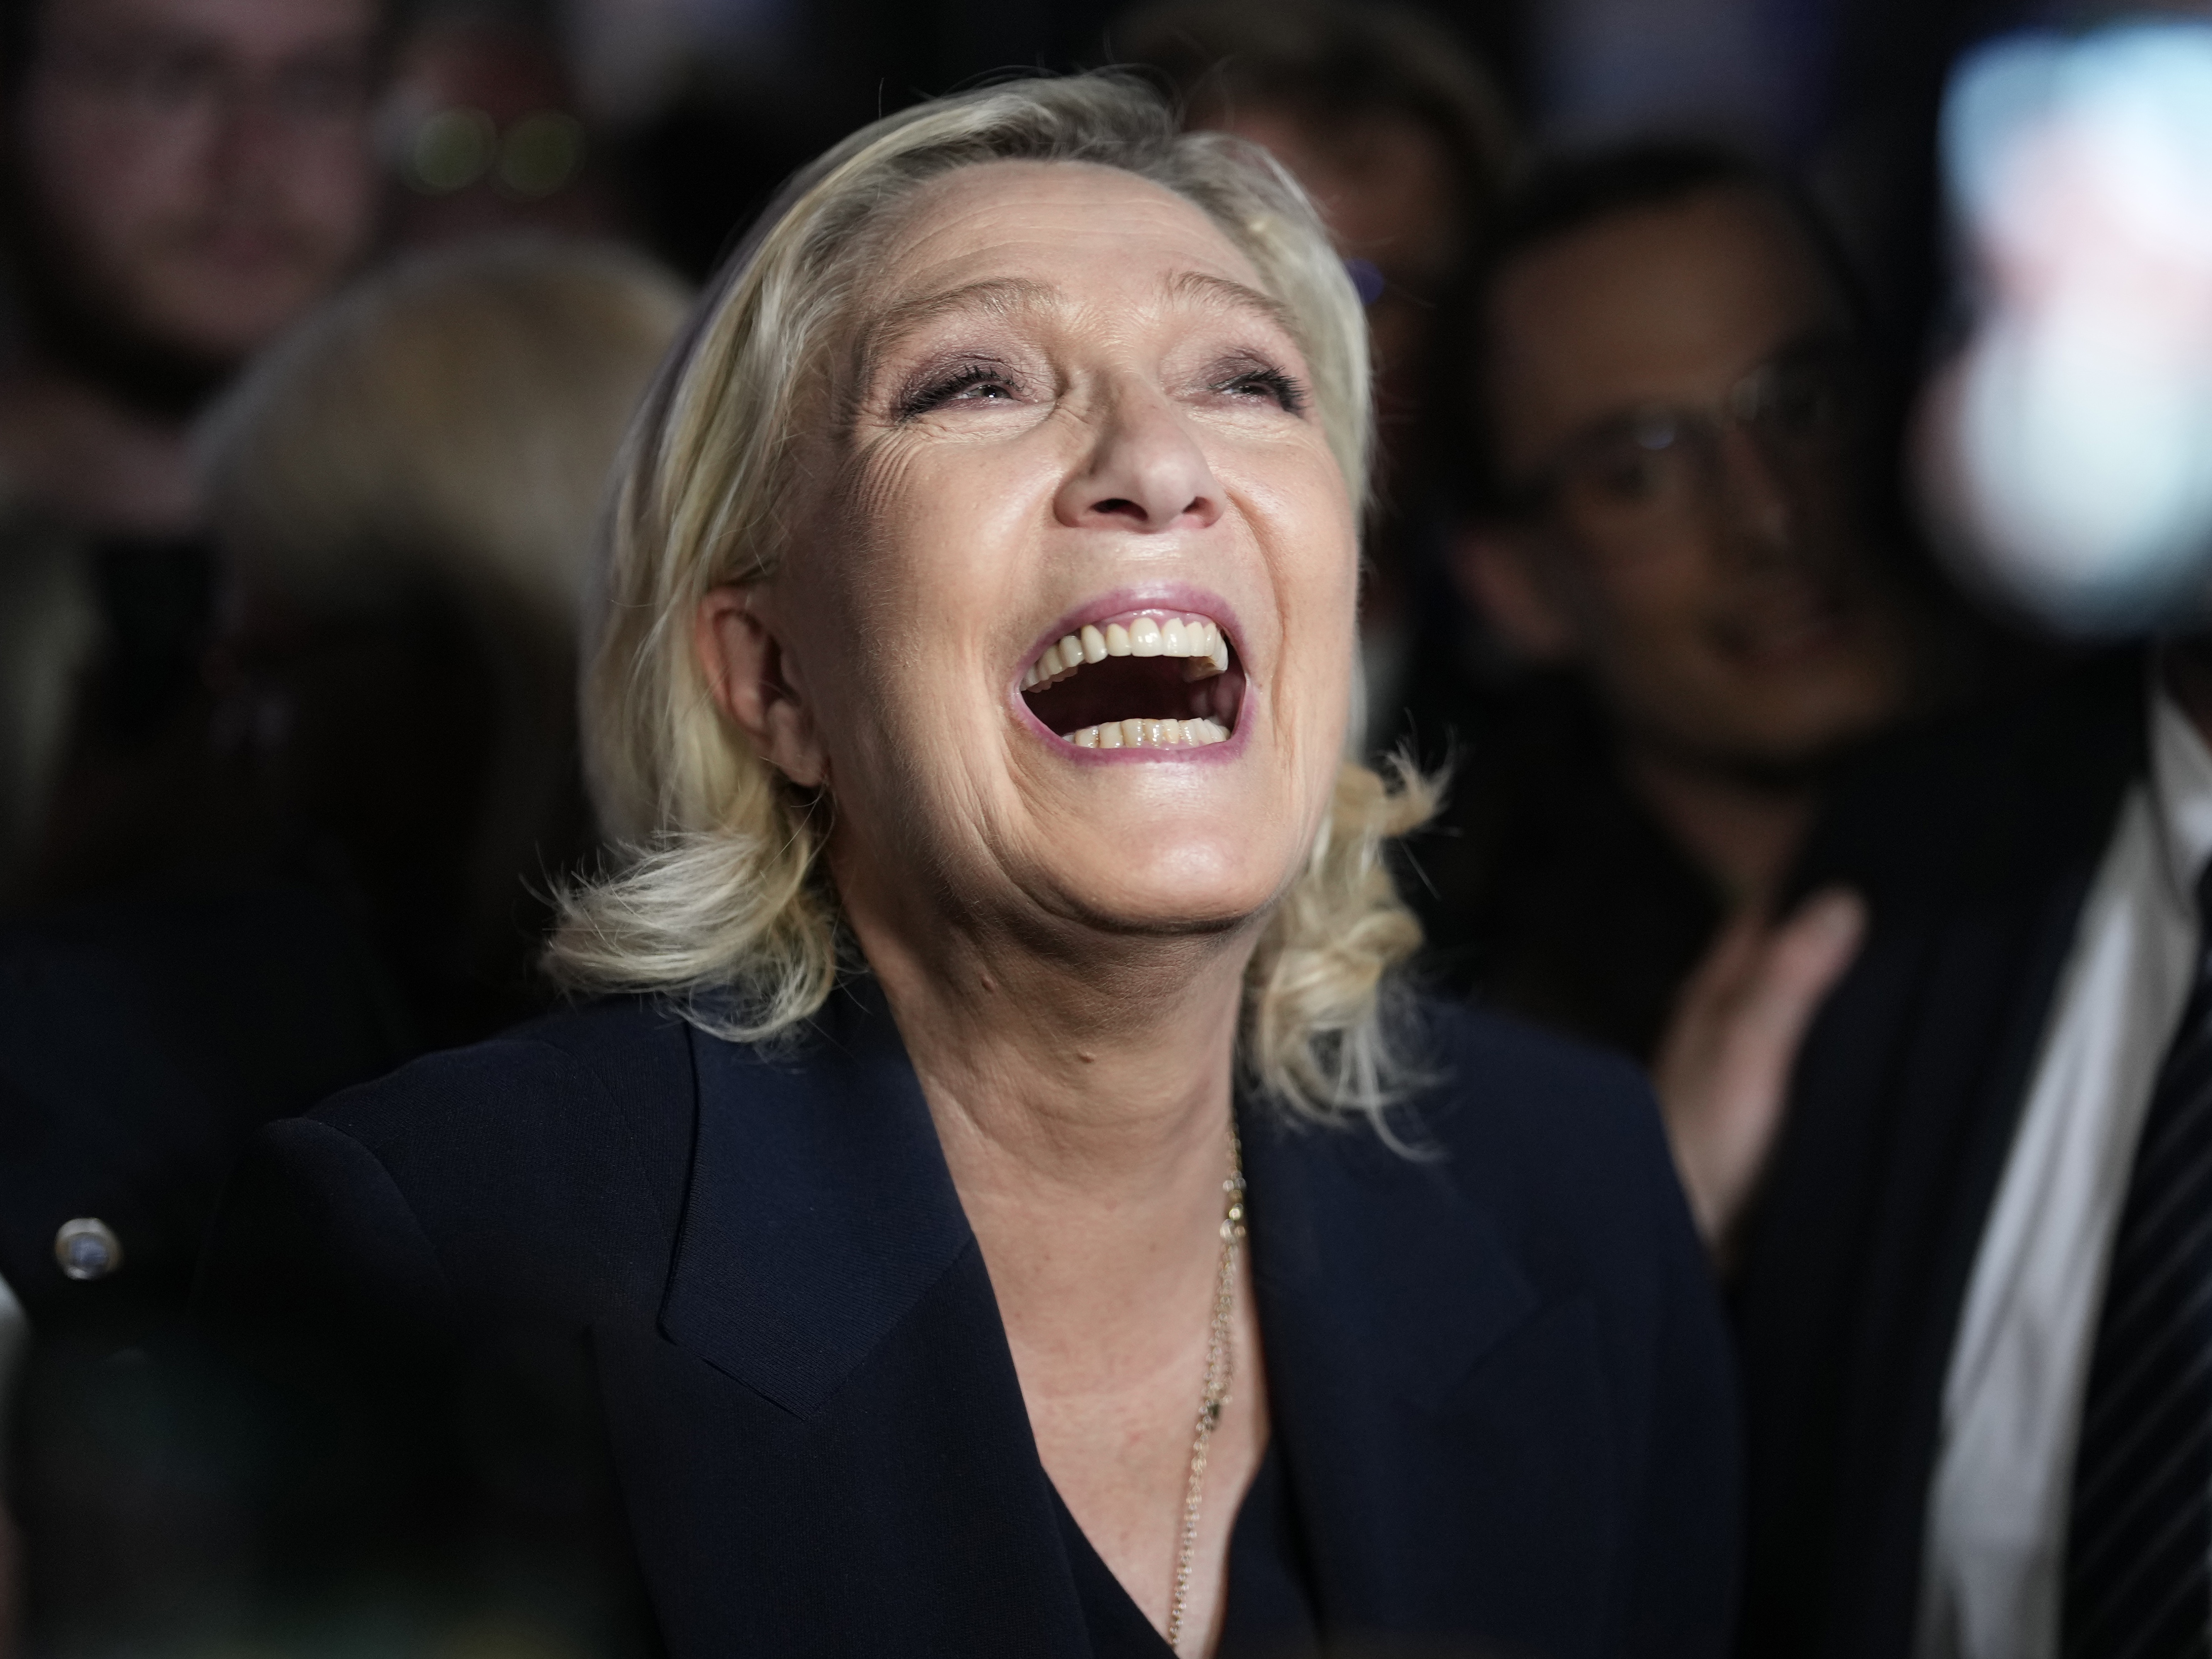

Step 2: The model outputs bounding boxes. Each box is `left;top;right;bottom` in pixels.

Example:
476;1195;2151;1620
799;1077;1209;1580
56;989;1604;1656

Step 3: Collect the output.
1163;1121;1247;1654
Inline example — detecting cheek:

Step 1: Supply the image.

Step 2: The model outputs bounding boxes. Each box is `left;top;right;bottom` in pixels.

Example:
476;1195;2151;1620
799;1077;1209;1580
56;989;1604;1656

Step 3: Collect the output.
283;129;378;234
1578;528;1720;637
790;452;1024;763
1251;445;1360;591
1262;473;1360;684
840;434;1061;656
25;108;190;246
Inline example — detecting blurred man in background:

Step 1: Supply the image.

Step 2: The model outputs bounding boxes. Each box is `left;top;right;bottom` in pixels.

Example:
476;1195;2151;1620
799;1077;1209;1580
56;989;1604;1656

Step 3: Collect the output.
1112;0;1514;752
1417;143;1929;1068
0;0;382;536
1723;27;2212;1656
0;0;384;902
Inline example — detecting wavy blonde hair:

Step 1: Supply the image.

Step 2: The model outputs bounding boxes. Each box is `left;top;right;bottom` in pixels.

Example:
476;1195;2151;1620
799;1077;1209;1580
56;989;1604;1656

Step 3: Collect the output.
550;72;1439;1122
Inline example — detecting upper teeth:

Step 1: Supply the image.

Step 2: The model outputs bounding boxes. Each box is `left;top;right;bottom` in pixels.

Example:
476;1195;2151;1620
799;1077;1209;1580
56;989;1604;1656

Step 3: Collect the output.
1022;613;1230;689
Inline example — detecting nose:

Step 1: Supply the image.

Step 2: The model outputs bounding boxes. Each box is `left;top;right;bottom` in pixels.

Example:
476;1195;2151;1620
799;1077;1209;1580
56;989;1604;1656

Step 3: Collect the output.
1714;425;1801;568
1053;382;1225;534
209;91;290;196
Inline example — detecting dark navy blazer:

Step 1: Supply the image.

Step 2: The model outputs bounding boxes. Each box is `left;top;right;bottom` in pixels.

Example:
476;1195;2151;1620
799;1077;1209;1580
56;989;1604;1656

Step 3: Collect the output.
197;978;1739;1658
1735;650;2147;1657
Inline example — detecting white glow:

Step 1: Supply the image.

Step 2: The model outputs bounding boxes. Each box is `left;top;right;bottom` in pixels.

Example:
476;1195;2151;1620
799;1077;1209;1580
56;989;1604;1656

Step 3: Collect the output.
1925;21;2212;632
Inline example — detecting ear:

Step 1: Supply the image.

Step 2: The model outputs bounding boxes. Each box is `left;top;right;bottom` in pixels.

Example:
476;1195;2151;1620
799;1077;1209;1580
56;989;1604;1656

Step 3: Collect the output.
1449;525;1580;663
695;585;830;789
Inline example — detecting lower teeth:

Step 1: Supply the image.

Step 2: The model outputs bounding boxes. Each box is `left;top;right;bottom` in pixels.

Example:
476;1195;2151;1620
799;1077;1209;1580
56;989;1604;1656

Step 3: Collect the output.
1065;718;1231;749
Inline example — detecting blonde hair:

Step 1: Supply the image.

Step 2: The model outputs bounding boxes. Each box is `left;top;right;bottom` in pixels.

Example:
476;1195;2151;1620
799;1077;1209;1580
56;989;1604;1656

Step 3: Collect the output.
550;73;1440;1123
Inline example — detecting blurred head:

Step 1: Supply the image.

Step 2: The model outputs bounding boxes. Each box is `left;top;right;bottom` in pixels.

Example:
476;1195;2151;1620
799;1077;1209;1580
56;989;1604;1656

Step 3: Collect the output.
552;74;1434;1121
1448;144;1914;775
2;0;384;402
1114;0;1513;492
202;239;690;1026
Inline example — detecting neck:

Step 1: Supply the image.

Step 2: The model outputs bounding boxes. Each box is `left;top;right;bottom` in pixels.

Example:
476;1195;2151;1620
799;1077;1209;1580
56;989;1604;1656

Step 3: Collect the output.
0;358;203;537
837;856;1252;1318
852;890;1249;1197
844;867;1270;1637
1623;742;1818;913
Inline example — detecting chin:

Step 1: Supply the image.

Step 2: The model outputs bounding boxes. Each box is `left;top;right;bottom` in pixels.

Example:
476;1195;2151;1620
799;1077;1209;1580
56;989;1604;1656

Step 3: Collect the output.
146;270;334;361
1049;825;1297;938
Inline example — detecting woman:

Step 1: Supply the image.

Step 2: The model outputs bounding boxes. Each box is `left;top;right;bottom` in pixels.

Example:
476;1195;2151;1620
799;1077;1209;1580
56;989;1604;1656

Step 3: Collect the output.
198;75;1737;1658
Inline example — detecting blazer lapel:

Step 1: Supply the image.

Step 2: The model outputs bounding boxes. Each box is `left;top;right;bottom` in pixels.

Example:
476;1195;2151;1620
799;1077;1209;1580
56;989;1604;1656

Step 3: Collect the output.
627;975;1090;1657
1246;1102;1618;1652
659;975;975;1416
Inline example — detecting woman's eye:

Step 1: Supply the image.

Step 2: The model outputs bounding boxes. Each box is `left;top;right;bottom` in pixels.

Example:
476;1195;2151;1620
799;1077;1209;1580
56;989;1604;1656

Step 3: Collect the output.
899;366;1020;417
1212;366;1307;414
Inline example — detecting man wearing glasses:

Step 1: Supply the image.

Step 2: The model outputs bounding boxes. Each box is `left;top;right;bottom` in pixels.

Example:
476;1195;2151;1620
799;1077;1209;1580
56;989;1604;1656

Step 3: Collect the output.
0;0;387;898
1419;145;1932;1232
0;0;384;540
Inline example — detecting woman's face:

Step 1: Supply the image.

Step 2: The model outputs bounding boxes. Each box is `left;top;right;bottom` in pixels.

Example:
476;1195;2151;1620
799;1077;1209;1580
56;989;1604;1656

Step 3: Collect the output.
740;159;1357;948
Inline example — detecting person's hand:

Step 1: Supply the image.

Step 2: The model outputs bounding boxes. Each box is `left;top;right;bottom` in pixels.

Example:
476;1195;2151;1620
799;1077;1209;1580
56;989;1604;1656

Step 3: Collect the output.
1654;888;1867;1266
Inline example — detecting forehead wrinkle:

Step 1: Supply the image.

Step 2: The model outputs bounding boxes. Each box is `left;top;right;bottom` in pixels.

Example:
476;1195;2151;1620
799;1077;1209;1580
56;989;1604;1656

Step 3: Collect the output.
858;276;1064;371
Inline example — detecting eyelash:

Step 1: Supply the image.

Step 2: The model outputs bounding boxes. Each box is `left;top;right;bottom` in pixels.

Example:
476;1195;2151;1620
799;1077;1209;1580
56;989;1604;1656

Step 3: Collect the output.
892;358;1308;419
896;364;1017;418
1214;364;1307;414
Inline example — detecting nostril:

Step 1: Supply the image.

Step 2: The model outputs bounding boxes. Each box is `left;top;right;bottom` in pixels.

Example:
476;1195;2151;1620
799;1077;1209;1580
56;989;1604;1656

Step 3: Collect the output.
1091;497;1144;520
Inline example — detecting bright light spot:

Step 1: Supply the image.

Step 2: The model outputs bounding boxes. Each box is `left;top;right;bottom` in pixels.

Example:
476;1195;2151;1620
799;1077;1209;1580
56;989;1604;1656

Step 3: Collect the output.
410;108;499;194
498;112;586;198
1922;21;2212;632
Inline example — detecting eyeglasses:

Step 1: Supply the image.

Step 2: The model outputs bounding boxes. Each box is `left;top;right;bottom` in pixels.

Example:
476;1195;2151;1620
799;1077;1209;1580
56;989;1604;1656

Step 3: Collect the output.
1503;342;1864;536
39;32;379;131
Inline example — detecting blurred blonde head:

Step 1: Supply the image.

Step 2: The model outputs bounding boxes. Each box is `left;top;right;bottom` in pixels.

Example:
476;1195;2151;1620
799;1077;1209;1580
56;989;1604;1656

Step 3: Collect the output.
550;74;1437;1123
206;238;691;635
202;239;689;1014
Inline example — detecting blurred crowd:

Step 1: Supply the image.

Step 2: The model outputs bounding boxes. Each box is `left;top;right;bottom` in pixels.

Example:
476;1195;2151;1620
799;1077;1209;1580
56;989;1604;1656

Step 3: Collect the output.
0;0;2202;1649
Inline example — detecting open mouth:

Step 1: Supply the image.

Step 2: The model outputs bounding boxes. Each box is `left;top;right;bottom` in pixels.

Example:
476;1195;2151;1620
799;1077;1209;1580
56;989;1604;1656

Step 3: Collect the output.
1020;609;1246;750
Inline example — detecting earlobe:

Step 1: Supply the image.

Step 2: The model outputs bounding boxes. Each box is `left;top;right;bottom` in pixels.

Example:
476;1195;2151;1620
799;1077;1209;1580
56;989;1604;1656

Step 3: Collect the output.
1449;526;1579;662
695;585;830;789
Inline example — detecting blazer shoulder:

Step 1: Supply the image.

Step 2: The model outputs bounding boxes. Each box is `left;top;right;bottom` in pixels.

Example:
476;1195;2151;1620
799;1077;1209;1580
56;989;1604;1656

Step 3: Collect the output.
1402;995;1689;1264
1413;993;1660;1151
305;995;699;1270
316;995;689;1140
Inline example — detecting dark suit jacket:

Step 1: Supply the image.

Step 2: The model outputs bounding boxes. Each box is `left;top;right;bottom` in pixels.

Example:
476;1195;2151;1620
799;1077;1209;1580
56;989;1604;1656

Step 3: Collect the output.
1407;671;1725;1063
197;977;1739;1658
0;873;409;1335
1734;650;2147;1658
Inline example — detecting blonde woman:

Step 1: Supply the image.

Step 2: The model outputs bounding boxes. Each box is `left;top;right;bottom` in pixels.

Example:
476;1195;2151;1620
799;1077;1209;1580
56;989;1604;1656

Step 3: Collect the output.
199;75;1735;1657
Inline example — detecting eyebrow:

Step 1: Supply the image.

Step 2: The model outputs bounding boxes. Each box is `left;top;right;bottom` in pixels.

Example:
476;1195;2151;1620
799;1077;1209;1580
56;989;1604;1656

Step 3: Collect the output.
859;268;1297;369
859;277;1061;367
1163;270;1299;337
